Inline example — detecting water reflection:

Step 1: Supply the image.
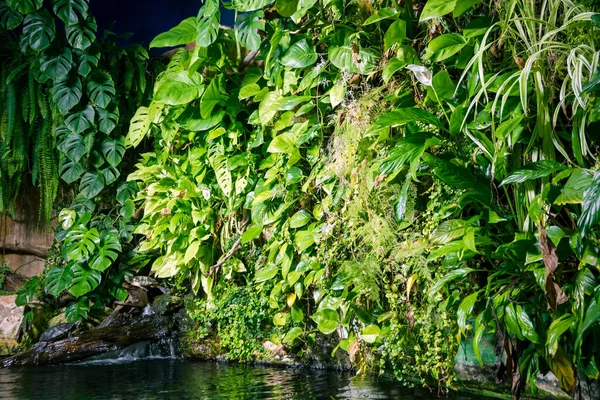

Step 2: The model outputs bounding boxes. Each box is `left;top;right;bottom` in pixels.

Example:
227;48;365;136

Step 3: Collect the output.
0;359;492;399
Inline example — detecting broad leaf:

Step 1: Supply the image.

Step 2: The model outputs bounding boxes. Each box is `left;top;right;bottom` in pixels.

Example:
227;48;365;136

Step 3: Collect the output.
376;108;442;128
420;0;455;21
65;105;95;133
21;10;55;52
150;17;197;48
282;326;303;343
578;171;600;237
200;76;222;118
127;106;150;147
196;12;219;48
154;72;205;105
40;47;72;81
500;160;567;186
96;103;119;134
329;45;379;74
45;266;73;297
79;171;105;199
59;158;84;183
86;71;115;108
0;2;23;29
236;11;264;52
52;74;82;113
281;38;318;68
66;16;96;50
424;33;467;62
69;264;101;297
101;137;125;166
52;0;88;25
58;132;86;162
7;0;42;14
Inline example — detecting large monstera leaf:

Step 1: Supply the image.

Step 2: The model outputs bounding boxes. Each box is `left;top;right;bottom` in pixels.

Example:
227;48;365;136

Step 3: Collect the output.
0;2;23;30
101;137;125;166
57;132;86;162
69;264;101;297
52;0;88;25
66;15;96;50
86;71;115;108
59;158;85;183
7;0;42;14
73;47;99;76
96;103;119;134
231;0;272;11
79;171;105;198
65;104;94;133
51;74;82;112
235;11;264;51
21;10;55;52
196;12;219;48
40;47;72;82
89;229;121;271
45;265;74;297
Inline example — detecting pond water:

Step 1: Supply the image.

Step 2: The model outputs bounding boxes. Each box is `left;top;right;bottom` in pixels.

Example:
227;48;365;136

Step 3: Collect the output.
0;359;495;399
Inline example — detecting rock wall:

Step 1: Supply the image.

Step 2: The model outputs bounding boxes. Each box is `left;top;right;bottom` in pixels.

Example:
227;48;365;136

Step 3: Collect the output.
0;185;54;356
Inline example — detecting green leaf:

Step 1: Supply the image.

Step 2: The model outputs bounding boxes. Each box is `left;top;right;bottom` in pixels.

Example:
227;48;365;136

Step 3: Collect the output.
503;303;523;340
86;71;115;108
375;108;442;128
239;83;261;99
65;105;95;133
21;10;55;52
235;11;264;52
127;106;150;148
196;12;219;48
241;225;263;243
116;181;137;205
500;160;567;186
90;230;121;271
150;17;197;48
184;241;200;264
200;76;222;119
311;308;338;334
273;312;288;326
578;171;600;237
79;171;105;199
73;47;99;77
45;266;73;297
59;158;84;183
231;0;273;12
395;179;411;223
66;16;96;50
255;263;278;282
420;0;455;21
547;314;577;356
52;75;82;113
65;297;90;322
58;208;76;230
52;0;88;25
0;2;23;29
453;0;480;17
329;82;346;109
464;16;492;39
40;47;72;81
268;132;296;153
154;72;205;105
7;0;42;15
96;103;119;134
361;325;381;343
424;34;467;62
553;170;590;205
516;305;540;344
291;305;304;322
259;91;283;125
430;70;455;101
290;210;312;228
364;7;398;25
428;267;475;297
275;0;298;17
120;199;135;219
209;155;232;196
329;45;379;74
384;20;406;50
281;38;318;68
69;264;101;297
379;133;434;175
101;137;125;167
57;132;86;162
282;326;303;343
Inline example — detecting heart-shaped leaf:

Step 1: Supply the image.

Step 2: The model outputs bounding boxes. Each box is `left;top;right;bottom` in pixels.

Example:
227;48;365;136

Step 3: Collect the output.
66;16;96;50
86;70;115;108
52;0;88;25
21;10;55;52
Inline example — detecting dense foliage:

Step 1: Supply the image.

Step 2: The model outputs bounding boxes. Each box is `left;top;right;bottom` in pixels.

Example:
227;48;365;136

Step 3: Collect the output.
2;0;600;398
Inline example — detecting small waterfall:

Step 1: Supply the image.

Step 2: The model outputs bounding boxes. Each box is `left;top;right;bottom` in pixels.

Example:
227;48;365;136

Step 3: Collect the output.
76;338;179;364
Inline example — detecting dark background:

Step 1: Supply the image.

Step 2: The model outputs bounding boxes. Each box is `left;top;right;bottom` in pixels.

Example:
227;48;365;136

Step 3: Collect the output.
89;0;235;52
